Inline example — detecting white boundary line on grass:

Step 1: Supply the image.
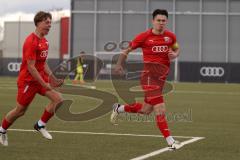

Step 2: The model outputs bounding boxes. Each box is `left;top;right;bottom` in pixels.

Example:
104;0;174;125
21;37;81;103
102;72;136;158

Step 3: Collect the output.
104;88;240;96
174;90;240;95
130;137;205;160
0;84;240;95
9;128;197;139
1;86;240;95
9;128;205;160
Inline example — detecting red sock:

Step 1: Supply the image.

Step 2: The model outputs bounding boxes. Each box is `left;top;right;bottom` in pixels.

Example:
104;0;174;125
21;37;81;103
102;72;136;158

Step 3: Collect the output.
156;114;170;138
124;103;143;113
40;109;54;123
1;118;12;130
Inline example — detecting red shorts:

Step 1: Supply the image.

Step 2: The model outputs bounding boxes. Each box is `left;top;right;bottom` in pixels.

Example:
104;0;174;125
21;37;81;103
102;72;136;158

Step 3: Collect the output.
17;81;49;106
141;75;166;105
140;63;169;106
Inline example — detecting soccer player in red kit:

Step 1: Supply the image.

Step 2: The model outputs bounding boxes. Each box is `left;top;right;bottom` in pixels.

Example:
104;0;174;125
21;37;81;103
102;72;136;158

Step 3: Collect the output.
110;9;182;150
0;11;63;146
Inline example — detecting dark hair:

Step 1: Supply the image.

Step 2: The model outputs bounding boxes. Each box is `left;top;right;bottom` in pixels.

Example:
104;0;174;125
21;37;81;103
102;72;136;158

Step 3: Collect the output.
152;9;168;19
34;11;52;26
80;51;85;54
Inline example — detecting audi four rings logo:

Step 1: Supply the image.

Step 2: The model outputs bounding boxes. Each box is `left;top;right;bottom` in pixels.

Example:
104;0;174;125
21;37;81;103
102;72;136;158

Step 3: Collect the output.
200;67;225;77
152;45;169;53
40;50;48;58
7;62;21;72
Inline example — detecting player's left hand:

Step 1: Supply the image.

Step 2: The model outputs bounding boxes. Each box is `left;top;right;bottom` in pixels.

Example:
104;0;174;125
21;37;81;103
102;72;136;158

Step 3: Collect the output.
168;48;178;60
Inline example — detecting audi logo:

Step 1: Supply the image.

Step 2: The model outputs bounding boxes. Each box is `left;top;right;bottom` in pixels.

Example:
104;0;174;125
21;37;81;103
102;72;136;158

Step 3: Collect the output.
152;45;169;53
7;62;21;72
200;67;225;77
40;50;48;58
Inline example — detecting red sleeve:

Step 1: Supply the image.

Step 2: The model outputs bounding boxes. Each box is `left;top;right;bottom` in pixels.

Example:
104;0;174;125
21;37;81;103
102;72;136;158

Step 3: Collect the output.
24;38;37;60
129;32;147;50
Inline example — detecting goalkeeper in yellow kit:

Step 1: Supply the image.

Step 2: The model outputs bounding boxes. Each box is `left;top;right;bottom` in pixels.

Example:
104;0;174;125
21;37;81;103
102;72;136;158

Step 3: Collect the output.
73;51;85;84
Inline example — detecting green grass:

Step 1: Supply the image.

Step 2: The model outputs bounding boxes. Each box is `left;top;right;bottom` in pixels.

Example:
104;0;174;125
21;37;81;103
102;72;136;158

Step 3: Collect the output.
0;77;240;160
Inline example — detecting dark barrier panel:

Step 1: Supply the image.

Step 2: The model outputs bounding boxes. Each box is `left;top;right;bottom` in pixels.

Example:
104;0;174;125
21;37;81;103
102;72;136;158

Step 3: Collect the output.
228;63;240;83
0;51;3;74
179;62;200;82
167;63;175;81
179;62;228;82
1;58;240;83
199;63;229;83
0;58;22;76
179;62;240;83
0;58;61;76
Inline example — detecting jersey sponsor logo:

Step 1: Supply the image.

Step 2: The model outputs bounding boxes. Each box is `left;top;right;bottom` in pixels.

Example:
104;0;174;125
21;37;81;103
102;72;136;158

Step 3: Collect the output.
7;62;21;72
152;45;169;53
200;67;225;77
40;50;48;58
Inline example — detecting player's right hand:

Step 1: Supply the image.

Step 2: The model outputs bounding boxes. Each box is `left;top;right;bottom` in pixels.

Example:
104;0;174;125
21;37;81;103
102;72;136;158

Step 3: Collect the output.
114;64;125;75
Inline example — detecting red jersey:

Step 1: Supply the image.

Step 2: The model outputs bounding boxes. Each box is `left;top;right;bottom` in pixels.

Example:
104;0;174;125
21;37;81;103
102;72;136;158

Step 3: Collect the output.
18;33;49;83
130;28;177;67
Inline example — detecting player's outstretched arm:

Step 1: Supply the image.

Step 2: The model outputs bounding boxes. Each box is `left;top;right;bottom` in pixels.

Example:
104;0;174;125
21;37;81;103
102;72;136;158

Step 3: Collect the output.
27;60;51;90
44;63;56;81
44;63;64;87
115;47;133;75
44;63;53;76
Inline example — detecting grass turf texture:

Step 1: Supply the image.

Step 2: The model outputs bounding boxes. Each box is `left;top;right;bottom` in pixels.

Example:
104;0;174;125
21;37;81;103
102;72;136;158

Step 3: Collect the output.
0;77;239;160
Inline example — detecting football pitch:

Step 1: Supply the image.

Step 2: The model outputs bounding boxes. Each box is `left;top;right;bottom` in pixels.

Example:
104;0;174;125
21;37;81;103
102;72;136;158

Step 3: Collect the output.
0;77;239;160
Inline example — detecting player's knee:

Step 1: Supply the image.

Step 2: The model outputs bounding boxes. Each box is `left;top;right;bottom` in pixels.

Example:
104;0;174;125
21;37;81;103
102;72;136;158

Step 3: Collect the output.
143;109;152;115
140;104;153;115
155;108;165;114
141;108;153;115
154;104;166;115
54;94;63;104
14;104;27;117
15;108;26;117
144;110;152;115
18;110;26;117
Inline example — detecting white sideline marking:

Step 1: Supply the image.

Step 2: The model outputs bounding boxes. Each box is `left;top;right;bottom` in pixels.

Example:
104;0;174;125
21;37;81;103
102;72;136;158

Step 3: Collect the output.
130;137;205;160
64;84;96;89
9;129;204;159
1;85;240;95
174;90;240;95
9;128;197;139
103;88;240;96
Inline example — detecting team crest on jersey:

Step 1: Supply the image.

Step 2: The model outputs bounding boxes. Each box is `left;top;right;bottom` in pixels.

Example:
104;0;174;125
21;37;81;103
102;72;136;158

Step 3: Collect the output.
164;37;170;42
